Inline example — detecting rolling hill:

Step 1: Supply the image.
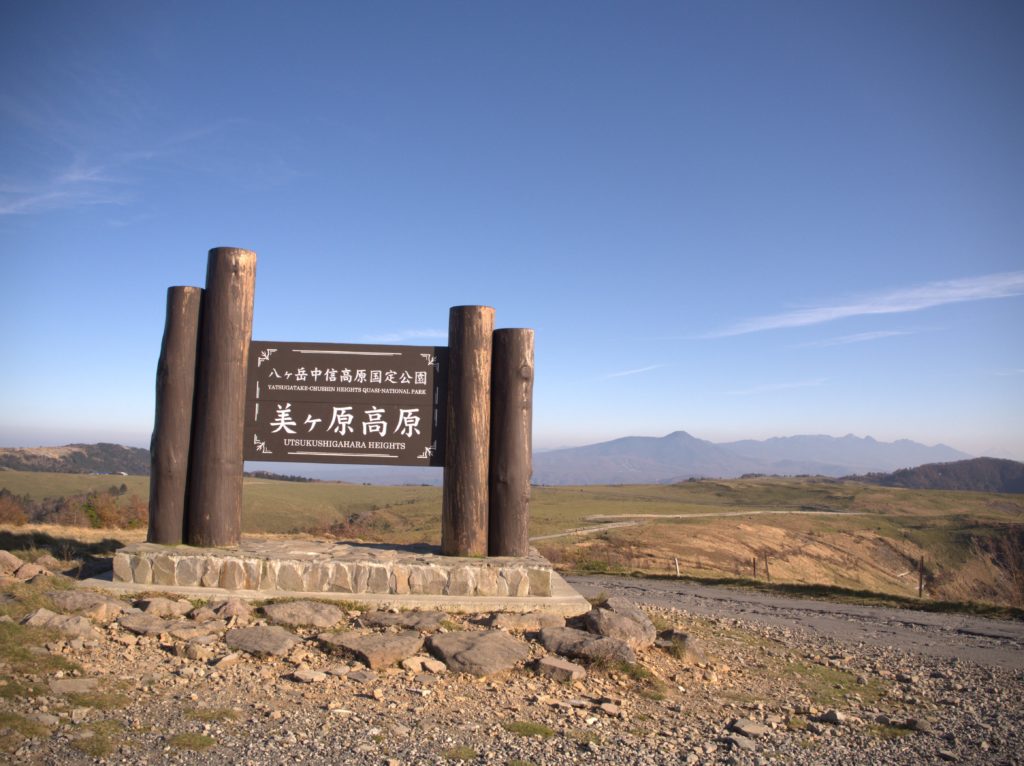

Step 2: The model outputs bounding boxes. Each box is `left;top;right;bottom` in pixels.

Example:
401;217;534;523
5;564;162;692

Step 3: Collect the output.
851;457;1024;493
0;443;150;476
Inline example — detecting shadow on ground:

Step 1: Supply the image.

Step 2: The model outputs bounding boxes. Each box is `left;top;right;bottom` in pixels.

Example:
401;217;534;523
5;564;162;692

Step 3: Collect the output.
0;530;123;578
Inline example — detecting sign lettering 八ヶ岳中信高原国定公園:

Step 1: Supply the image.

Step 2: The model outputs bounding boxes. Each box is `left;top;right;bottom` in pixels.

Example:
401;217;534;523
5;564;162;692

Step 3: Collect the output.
243;341;447;466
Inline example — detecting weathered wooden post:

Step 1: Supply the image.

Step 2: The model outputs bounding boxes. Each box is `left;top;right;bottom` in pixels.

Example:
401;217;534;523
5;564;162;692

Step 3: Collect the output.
488;328;534;557
442;305;494;557
147;286;203;545
187;248;256;547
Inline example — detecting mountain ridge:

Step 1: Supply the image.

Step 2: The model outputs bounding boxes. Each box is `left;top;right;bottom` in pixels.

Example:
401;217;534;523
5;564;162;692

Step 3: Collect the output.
532;431;971;485
0;433;977;486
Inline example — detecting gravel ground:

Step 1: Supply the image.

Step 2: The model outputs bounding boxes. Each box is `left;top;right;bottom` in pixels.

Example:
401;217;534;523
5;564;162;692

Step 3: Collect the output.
568;575;1024;671
2;572;1022;766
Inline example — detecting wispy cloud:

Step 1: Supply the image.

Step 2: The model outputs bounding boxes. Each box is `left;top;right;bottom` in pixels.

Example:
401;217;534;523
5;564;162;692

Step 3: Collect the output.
0;176;130;215
605;364;664;379
707;272;1024;338
725;377;828;396
794;329;917;348
993;369;1024;376
0;150;142;216
360;329;447;343
0;108;244;216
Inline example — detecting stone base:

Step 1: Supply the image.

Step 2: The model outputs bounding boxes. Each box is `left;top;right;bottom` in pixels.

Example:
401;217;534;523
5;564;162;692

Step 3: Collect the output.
112;538;554;598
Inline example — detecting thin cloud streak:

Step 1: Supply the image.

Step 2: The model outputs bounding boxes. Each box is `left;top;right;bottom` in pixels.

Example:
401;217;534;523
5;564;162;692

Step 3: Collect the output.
795;329;916;348
0;120;239;216
1;155;132;215
707;272;1024;337
605;364;664;379
725;378;828;396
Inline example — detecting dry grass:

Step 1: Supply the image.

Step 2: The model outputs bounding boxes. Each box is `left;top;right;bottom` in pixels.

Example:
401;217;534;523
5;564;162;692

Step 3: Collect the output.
2;469;1022;609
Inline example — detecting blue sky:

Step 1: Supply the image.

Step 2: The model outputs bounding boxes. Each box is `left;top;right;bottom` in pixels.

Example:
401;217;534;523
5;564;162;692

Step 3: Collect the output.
1;1;1022;460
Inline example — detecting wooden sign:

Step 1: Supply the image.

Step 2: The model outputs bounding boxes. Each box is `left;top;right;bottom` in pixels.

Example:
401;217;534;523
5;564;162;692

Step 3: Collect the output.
243;341;447;466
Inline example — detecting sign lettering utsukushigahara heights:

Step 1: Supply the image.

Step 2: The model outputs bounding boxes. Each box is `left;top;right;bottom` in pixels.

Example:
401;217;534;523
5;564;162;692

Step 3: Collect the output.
243;341;448;466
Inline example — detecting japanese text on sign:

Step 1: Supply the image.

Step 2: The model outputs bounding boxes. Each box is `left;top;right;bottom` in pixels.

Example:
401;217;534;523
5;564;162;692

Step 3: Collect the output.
244;341;447;466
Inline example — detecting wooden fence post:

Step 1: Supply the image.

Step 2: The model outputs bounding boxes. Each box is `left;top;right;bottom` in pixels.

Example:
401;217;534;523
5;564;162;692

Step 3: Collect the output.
187;247;256;548
918;555;925;598
764;552;771;582
488;328;534;557
442;306;494;556
147;286;203;545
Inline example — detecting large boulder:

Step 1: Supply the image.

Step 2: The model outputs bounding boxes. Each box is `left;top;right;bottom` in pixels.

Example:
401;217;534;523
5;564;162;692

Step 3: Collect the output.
582;597;656;650
134;597;193;618
318;630;424;669
0;550;23;575
262;600;345;628
22;608;99;639
535;655;586;682
48;591;127;622
359;610;445;632
539;626;636;664
210;598;254;623
225;625;301;657
118;613;177;636
167;620;228;641
427;631;530;676
486;612;565;632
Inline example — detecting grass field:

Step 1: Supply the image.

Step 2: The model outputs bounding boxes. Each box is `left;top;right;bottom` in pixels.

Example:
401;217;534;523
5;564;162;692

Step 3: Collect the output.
1;470;1022;608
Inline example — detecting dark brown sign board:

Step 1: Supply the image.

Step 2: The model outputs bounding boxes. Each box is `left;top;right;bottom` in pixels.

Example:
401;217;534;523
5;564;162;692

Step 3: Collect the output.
243;341;447;466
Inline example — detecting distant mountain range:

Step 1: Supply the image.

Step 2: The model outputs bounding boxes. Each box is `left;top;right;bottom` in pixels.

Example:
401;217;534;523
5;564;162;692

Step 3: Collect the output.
850;457;1024;494
0;432;980;486
531;431;971;485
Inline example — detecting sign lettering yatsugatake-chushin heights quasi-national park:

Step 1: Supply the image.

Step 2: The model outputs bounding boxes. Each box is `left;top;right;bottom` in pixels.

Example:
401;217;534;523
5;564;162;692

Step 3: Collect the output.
243;341;448;467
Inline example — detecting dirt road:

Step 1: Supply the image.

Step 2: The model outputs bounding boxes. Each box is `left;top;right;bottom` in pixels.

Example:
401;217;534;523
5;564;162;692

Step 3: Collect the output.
569;574;1024;671
529;509;863;541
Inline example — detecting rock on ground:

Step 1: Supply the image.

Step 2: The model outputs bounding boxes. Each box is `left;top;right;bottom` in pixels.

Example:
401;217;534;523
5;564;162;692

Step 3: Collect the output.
224;625;302;657
359;610;446;632
583;595;657;650
21;607;99;639
317;630;424;669
486;611;565;632
48;590;127;622
427;630;530;676
262;600;346;628
539;625;637;664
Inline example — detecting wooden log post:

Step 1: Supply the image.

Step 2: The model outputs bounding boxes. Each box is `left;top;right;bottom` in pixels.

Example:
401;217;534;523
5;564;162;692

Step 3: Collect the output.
488;328;534;557
187;248;256;547
442;306;495;557
147;286;203;545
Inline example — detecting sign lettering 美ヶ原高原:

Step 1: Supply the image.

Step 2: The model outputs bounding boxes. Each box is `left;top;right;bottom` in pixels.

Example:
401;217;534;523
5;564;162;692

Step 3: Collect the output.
244;341;447;466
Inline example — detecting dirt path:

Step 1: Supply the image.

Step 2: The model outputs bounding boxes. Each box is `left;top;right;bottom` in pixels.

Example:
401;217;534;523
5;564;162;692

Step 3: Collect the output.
568;573;1024;671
